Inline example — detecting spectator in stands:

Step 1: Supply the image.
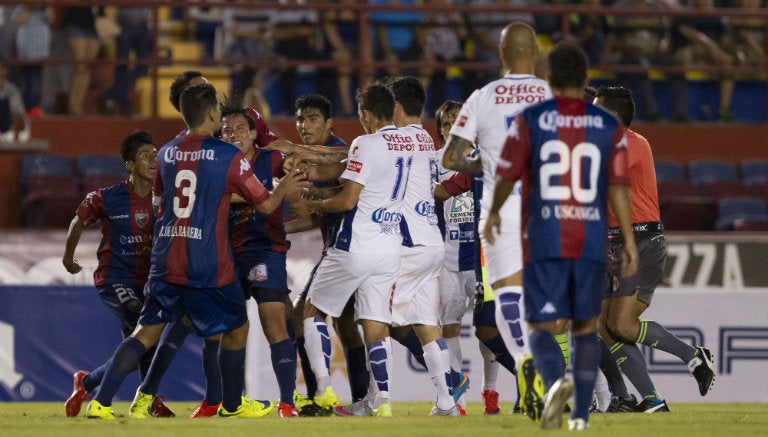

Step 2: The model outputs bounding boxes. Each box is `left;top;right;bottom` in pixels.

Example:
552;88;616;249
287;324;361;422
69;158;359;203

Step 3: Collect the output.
671;0;737;122
603;0;688;122
422;0;469;115
567;0;608;65
222;1;273;115
726;0;766;69
12;5;51;117
369;0;429;81
60;6;101;115
465;0;536;92
0;59;28;143
0;7;10;61
270;0;320;116
99;7;152;115
189;0;224;60
320;0;367;116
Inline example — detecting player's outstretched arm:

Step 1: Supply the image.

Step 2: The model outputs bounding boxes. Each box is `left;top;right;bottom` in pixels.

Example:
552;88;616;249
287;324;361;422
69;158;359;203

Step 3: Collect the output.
443;134;482;173
62;216;86;274
252;169;309;215
292;179;362;216
608;184;639;278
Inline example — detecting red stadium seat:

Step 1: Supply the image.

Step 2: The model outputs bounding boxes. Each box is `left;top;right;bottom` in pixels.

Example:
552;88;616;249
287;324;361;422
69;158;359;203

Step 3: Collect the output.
80;174;125;196
20;175;82;228
660;196;717;231
701;180;753;200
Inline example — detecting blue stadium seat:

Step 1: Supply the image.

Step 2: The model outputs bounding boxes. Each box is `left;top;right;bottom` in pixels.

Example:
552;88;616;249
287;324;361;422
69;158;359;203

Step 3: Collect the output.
741;159;768;185
75;155;126;177
687;159;738;186
654;161;686;183
715;197;768;231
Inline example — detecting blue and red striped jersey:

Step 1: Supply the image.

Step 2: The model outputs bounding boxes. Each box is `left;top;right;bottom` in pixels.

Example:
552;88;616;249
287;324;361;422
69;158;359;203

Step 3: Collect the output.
496;96;629;264
229;148;288;253
77;181;154;287
150;134;270;288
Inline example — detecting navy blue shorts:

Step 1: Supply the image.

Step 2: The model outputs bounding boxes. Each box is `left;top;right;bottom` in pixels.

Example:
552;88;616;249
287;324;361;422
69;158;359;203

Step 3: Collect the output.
235;250;290;304
524;259;605;323
472;298;497;328
97;282;144;334
139;278;247;337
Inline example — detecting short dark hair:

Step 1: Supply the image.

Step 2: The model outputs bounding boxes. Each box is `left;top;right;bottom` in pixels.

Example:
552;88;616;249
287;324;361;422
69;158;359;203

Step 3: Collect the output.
356;83;395;121
180;83;218;128
547;42;588;90
169;70;203;112
435;100;463;145
596;86;635;128
583;86;597;102
387;76;426;117
220;101;256;130
120;130;154;162
295;93;333;120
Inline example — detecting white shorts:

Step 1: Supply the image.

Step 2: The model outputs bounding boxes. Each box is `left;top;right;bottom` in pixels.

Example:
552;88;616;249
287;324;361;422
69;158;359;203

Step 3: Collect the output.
391;245;444;327
307;247;399;324
438;269;475;325
479;213;522;285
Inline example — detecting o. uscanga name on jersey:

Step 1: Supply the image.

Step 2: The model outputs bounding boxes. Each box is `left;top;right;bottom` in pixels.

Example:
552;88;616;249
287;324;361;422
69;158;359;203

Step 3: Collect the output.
541;204;601;222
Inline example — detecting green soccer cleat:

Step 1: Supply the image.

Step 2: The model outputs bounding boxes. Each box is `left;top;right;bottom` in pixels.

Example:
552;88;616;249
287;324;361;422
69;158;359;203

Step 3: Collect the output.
517;354;545;421
128;389;154;419
372;402;392;417
313;386;339;409
84;399;116;420
217;396;274;418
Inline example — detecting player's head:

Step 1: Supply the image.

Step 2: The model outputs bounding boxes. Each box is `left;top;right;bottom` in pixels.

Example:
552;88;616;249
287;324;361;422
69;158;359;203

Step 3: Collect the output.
221;103;257;156
120;130;156;181
547;42;589;91
120;130;154;163
295;93;334;145
356;83;395;133
387;76;426;118
170;70;208;112
180;83;220;130
435;100;463;146
499;22;539;70
595;86;635;128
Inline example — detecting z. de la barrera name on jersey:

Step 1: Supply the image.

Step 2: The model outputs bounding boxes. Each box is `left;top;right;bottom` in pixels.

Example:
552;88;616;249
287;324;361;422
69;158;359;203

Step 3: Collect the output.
164;146;216;164
538;111;605;133
494;83;548;104
157;225;203;240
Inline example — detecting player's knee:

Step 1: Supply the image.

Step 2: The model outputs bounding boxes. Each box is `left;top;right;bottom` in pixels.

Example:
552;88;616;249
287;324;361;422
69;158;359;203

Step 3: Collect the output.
475;326;497;342
607;319;638;343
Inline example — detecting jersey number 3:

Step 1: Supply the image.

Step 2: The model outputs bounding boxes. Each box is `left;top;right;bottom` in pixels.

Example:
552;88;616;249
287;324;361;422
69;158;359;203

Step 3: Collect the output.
540;140;600;203
173;169;197;218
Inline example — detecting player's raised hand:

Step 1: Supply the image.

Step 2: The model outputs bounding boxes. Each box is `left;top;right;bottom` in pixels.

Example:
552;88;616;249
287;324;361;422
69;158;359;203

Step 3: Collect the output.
483;213;502;245
276;168;310;195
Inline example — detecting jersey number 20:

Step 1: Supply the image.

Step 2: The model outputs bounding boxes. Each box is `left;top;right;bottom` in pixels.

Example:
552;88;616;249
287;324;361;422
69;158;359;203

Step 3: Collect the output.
540;140;600;203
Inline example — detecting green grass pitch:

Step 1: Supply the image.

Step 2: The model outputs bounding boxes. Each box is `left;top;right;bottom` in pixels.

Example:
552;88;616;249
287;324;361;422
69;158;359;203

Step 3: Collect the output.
0;402;766;437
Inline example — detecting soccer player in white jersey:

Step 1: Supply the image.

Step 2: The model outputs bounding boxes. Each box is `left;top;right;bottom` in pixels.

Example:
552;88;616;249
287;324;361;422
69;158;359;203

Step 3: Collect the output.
386;77;458;416
290;83;410;417
442;21;553;419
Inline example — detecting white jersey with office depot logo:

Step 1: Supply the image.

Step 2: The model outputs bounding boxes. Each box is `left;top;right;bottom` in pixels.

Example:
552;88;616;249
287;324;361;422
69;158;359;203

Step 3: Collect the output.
399;124;443;247
335;125;412;254
449;74;551;219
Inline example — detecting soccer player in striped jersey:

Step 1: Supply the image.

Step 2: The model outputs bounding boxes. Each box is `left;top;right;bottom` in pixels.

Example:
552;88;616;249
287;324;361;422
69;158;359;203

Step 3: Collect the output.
83;83;306;420
485;42;638;431
63;131;173;418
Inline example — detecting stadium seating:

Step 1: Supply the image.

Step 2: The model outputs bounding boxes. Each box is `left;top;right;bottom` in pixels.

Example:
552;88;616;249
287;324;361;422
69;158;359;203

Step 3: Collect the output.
732;218;768;232
687;159;738;186
741;159;768;185
701;180;753;200
75;155;127;195
715;197;768;231
654;160;686;183
18;154;81;228
657;180;699;200
660;196;717;231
